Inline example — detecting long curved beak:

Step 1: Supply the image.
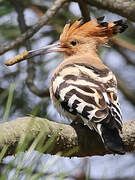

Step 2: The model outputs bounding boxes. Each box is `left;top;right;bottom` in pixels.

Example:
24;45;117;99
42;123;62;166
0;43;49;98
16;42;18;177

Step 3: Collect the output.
28;43;61;57
5;43;62;66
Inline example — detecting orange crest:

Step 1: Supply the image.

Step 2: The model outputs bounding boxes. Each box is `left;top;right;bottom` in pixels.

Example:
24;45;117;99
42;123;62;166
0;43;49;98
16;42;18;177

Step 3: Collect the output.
60;17;128;45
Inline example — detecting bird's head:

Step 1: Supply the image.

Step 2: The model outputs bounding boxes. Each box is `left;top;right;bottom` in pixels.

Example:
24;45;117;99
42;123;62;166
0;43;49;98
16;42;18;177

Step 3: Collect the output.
31;17;128;57
58;17;128;56
5;17;128;66
58;19;98;56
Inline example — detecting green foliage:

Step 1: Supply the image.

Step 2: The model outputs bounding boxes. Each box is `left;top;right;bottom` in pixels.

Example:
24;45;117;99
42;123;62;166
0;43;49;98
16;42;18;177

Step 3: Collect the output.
0;85;77;179
0;1;13;17
3;83;15;122
0;24;21;40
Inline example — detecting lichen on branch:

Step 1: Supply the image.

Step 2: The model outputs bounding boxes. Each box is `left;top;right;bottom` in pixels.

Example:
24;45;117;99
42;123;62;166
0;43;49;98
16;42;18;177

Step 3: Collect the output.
0;117;134;159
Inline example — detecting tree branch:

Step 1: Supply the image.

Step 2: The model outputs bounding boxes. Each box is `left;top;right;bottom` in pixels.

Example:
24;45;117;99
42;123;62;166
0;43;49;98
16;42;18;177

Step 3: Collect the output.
113;43;135;66
84;0;135;22
0;117;134;158
112;38;135;52
78;0;90;22
0;0;69;55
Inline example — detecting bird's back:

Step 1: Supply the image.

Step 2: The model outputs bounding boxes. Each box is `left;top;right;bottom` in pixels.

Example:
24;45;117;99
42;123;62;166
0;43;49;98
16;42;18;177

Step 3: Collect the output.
50;55;122;128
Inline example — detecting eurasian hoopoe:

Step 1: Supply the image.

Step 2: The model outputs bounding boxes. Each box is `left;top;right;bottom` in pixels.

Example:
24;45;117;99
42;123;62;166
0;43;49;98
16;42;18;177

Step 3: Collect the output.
6;17;128;154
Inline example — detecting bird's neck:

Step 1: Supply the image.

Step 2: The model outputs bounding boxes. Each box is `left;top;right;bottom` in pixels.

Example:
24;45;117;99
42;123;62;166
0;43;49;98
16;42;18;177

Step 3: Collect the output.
63;52;106;69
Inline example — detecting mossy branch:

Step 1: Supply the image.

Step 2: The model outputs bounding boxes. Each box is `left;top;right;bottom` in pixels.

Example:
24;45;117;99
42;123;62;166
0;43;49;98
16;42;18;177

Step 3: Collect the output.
0;117;134;158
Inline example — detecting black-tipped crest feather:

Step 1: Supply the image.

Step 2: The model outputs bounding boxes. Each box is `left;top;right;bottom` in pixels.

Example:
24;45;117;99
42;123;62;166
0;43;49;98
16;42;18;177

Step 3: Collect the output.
60;17;128;44
100;22;108;27
113;20;128;33
97;16;105;22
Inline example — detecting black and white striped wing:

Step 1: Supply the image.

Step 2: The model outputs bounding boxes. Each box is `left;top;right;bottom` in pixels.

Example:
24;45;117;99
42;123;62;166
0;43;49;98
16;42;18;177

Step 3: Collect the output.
51;63;122;130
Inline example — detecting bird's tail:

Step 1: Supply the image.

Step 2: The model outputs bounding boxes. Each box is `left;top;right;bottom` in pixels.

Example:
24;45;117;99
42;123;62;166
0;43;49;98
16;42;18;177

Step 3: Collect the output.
97;123;125;155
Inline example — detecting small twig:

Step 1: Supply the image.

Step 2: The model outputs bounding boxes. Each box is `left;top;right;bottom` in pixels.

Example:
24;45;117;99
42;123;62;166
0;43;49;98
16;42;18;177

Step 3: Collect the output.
78;0;90;22
0;0;69;55
29;4;44;17
112;38;135;52
113;44;135;66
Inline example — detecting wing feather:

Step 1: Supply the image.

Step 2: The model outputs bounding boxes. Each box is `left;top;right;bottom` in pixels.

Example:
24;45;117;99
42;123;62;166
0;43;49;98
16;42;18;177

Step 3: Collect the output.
52;63;122;129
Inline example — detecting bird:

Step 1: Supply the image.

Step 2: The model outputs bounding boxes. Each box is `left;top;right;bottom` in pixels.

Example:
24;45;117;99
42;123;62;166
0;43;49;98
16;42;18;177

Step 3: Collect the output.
5;16;128;154
49;17;127;155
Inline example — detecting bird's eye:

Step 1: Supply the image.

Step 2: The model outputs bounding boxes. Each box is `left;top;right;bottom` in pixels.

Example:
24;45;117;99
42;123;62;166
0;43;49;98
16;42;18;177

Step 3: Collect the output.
70;40;78;46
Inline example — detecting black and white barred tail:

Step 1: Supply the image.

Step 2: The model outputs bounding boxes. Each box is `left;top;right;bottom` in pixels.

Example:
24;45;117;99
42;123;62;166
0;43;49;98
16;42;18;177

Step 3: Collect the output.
97;123;125;155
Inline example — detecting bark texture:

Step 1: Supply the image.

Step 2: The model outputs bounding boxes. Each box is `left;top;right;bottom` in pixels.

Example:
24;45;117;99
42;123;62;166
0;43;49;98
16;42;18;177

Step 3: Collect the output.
84;0;135;22
0;117;135;158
